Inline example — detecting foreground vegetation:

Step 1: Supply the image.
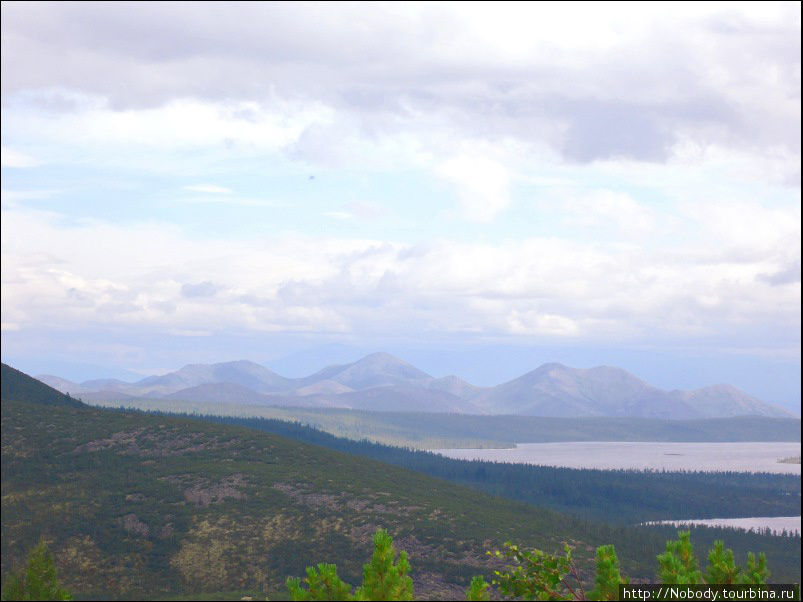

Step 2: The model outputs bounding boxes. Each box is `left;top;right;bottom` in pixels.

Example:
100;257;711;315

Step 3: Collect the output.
2;530;781;601
286;529;781;601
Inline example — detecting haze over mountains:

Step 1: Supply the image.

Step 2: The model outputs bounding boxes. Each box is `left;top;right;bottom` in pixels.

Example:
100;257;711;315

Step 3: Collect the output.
37;352;793;419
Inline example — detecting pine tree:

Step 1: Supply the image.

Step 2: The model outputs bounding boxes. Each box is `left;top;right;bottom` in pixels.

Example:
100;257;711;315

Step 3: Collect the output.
704;540;739;584
286;563;354;601
354;529;413;601
1;539;72;601
658;531;703;584
465;576;491;601
587;545;627;600
287;529;413;602
738;552;770;585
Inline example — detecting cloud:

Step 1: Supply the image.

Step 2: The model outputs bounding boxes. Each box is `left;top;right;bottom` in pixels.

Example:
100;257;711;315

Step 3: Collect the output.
560;189;656;235
757;260;802;286
1;3;798;168
2;203;798;348
438;155;512;222
180;281;220;298
1;146;39;168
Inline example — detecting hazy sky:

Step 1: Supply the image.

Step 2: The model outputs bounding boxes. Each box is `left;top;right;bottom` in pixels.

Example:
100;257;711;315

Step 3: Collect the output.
1;2;800;409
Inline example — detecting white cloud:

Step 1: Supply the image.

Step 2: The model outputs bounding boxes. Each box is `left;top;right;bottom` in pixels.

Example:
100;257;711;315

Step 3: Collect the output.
438;155;512;222
1;146;39;168
2;204;798;347
0;2;798;373
2;95;333;171
561;190;656;235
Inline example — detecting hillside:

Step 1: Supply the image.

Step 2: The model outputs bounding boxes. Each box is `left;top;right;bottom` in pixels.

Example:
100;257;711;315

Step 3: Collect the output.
3;368;800;599
37;354;793;419
1;363;85;408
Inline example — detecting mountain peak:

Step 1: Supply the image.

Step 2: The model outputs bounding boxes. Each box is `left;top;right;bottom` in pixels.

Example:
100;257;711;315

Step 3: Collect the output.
536;362;569;371
355;352;408;365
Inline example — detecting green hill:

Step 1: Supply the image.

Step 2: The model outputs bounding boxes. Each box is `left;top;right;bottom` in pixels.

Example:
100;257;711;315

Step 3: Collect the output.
2;369;800;599
1;362;85;408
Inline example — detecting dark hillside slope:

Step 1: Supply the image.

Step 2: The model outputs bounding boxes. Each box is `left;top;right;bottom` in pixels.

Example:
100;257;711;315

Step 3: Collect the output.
2;398;593;599
1;362;85;408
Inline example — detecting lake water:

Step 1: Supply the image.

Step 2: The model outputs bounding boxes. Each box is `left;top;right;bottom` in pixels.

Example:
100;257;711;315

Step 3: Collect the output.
432;441;801;536
431;441;802;474
643;516;801;536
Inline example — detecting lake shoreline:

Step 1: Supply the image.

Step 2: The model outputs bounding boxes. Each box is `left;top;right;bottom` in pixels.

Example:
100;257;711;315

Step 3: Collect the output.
642;516;802;536
432;441;802;474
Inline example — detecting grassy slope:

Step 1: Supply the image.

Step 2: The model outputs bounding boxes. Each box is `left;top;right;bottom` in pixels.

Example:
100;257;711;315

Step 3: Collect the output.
93;398;801;448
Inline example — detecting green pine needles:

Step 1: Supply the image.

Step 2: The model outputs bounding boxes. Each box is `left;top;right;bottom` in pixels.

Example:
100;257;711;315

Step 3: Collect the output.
1;539;72;601
287;528;413;601
288;529;771;601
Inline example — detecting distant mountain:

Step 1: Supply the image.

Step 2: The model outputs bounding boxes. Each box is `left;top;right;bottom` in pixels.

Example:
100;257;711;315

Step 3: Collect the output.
669;384;793;419
301;385;479;413
36;374;89;395
132;360;293;396
2;363;85;408
80;378;132;392
473;363;791;419
292;379;355;396
165;382;276;405
427;375;487;399
37;354;795;419
300;352;433;390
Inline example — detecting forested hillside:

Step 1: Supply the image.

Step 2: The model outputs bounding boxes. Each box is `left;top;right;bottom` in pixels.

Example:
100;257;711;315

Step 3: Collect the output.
1;363;84;408
165;412;802;525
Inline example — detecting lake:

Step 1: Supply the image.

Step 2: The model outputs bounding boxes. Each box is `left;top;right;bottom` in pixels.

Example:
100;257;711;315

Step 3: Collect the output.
432;441;801;536
643;516;801;536
431;441;801;474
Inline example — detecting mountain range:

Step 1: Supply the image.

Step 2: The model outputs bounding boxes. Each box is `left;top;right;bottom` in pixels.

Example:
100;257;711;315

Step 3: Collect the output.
37;352;793;419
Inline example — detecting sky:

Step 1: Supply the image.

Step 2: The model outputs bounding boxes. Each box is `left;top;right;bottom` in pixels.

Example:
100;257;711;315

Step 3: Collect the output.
1;2;800;411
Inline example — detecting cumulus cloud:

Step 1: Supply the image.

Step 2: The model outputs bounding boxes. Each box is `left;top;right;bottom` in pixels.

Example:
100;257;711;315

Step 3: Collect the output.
438;155;512;222
180;281;220;298
1;2;799;168
1;146;39;168
2;203;798;347
0;2;798;375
